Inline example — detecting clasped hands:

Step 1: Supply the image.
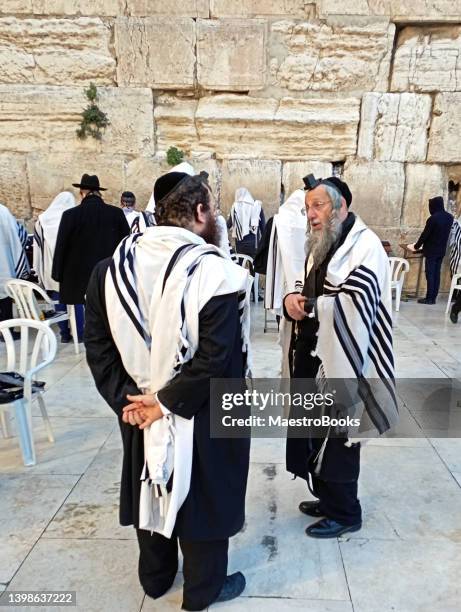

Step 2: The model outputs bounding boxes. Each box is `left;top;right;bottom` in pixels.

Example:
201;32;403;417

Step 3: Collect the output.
122;394;164;429
284;293;310;321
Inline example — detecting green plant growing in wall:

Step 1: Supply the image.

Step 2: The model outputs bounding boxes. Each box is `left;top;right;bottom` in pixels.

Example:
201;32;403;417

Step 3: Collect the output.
76;83;110;141
166;146;185;166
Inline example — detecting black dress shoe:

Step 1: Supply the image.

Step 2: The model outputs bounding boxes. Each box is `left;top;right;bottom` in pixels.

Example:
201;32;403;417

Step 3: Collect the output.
450;308;459;324
213;572;246;604
299;500;325;517
305;518;362;539
417;298;435;304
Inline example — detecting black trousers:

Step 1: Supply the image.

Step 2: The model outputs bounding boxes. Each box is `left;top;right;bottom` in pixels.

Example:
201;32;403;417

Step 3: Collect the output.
308;438;362;526
136;529;228;611
452;291;461;315
0;297;13;322
311;475;362;526
425;256;444;301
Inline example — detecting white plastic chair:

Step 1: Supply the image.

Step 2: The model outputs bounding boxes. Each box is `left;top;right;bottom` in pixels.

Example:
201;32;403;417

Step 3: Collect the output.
5;279;80;354
235;254;259;302
0;319;57;466
389;257;409;312
445;273;461;314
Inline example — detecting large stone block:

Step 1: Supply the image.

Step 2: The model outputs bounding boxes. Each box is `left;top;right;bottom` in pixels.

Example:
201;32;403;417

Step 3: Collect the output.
402;164;448;229
197;19;266;91
282;161;332;198
27;153;125;214
154;95;199;151
195;95;360;160
0;0;121;15
115;18;195;89
210;0;311;17
0;86;154;156
358;93;431;162
0;17;115;86
220;159;282;218
343;160;405;227
126;0;209;16
0;154;30;220
391;26;461;93
428;93;461;163
319;0;461;21
270;20;395;93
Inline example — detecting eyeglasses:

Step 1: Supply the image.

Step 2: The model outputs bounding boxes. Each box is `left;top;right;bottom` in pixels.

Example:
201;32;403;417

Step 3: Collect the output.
305;200;331;213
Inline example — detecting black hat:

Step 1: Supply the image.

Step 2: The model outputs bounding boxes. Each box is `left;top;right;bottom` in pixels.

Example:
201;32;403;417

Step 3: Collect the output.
153;172;189;203
324;176;352;207
72;174;106;191
303;174;352;207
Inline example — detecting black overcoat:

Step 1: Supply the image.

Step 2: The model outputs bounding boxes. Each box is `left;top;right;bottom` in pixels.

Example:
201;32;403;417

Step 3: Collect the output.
84;259;250;541
52;194;129;304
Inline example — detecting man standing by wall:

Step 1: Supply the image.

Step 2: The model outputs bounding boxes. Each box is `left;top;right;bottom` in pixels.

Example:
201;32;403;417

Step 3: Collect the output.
284;175;398;539
413;196;453;305
52;174;129;339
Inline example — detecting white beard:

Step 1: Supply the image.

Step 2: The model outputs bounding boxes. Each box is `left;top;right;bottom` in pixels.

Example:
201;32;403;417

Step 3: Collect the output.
305;214;343;267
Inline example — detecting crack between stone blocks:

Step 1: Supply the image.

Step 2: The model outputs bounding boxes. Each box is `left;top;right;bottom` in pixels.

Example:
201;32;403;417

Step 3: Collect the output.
400;161;408;227
388;23;400;92
426;92;437;162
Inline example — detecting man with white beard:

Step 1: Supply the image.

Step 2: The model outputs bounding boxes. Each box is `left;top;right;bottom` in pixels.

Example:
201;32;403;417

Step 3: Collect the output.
284;175;398;539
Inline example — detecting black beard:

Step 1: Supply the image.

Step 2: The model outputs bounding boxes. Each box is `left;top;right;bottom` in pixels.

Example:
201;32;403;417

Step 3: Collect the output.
200;213;220;247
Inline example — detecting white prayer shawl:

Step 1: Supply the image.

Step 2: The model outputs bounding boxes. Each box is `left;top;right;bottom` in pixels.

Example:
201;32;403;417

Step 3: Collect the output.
265;190;307;378
105;226;252;537
145;162;196;214
128;210;156;234
0;203;29;298
449;217;461;277
34;192;75;291
265;190;306;313
309;216;398;440
217;213;232;258
230;188;261;241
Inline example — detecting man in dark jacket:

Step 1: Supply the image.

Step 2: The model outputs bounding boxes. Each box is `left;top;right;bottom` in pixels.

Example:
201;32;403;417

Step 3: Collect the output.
414;196;453;305
84;171;250;611
51;174;129;338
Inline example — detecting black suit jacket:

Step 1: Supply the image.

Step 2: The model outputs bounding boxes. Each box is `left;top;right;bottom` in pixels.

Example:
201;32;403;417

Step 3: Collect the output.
84;258;250;540
52;194;129;303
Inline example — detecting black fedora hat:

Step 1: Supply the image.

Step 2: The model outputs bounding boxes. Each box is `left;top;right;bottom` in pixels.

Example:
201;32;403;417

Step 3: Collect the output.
72;173;107;191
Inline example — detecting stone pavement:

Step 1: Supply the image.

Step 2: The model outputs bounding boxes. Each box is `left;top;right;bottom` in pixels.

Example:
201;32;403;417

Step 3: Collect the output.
1;300;460;612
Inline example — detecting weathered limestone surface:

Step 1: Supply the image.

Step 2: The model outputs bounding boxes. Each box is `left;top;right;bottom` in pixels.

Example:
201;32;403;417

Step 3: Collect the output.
0;17;115;86
115;18;195;89
154;95;199;152
210;0;311;17
220;159;282;218
402;164;448;228
319;0;461;21
126;0;209;17
343;160;405;227
195;95;360;159
391;26;461;93
0;0;121;15
0;86;154;156
428;94;461;163
0;154;30;219
197;19;266;91
358;93;432;162
27;153;125;214
270;20;395;93
282;161;332;198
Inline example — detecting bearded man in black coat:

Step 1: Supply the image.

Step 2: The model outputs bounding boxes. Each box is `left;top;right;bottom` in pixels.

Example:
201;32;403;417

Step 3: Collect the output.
84;171;250;611
51;174;129;337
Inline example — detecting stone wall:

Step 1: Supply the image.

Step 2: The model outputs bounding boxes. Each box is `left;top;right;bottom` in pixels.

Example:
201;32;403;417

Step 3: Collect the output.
1;1;461;293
